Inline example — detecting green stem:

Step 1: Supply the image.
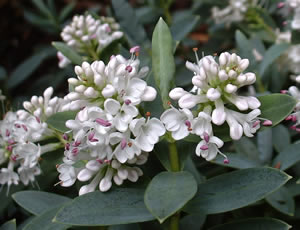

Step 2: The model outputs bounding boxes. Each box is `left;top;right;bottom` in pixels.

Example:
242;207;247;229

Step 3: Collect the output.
168;141;180;230
168;142;180;172
169;213;180;230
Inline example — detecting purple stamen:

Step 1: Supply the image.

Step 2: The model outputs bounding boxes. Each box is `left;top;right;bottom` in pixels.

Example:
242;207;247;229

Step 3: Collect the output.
285;115;293;121
65;143;70;151
124;99;131;105
88;132;98;142
262;120;273;126
10;154;18;161
63;133;68;140
7;139;14;145
277;2;285;8
72;141;81;147
97;159;103;164
22;125;28;132
35;116;41;123
130;46;140;54
125;65;132;73
5;129;10;137
15;124;21;128
252;120;260;128
72;148;79;156
223;158;229;164
200;145;209;151
6;145;13;152
203;132;210;143
95;118;112;127
280;90;288;94
121;138;127;150
185;120;191;128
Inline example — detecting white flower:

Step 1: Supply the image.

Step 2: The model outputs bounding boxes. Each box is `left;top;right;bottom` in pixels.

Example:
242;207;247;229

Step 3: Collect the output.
57;51;71;68
0;161;19;188
57;164;78;187
195;134;224;161
192;106;213;137
161;107;193;140
130;117;165;152
13;143;41;168
18;166;41;186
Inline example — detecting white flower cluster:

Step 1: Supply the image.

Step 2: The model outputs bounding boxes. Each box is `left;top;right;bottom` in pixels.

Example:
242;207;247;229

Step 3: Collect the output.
58;14;123;68
57;47;165;195
284;86;300;131
276;30;300;79
211;0;258;26
0;87;65;191
161;51;270;162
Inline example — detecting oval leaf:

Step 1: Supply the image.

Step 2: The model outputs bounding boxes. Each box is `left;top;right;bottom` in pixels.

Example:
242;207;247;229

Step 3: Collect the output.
54;188;155;226
144;171;197;223
52;42;83;65
266;187;295;216
46;111;78;133
0;219;16;230
184;167;291;214
24;207;69;230
152;17;176;109
209;218;291;230
272;143;300;171
12;191;71;216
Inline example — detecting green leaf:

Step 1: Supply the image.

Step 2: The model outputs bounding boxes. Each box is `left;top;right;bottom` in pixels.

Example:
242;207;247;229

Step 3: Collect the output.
23;207;70;230
272;125;291;152
46;110;78;133
0;66;7;80
112;0;149;46
170;14;200;41
7;47;55;89
234;137;260;162
257;129;273;164
52;42;83;65
184;156;206;184
209;218;291;230
0;219;16;230
184;167;291;214
259;94;296;127
259;43;289;76
59;1;76;22
180;214;206;230
108;224;141;230
266;186;295;216
152;18;176;109
12;191;71;216
144;171;197;223
32;0;52;18
272;143;300;171
54;188;155;226
212;152;261;169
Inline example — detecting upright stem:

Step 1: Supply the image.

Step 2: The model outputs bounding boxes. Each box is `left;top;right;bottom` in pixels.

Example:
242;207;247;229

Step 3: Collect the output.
168;141;180;230
168;142;180;172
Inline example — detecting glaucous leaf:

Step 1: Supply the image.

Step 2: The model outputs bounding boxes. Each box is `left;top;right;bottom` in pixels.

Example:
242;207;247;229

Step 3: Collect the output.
0;219;16;230
266;186;295;216
272;143;300;171
12;191;71;216
209;218;291;230
52;42;83;65
179;214;206;230
272;125;291;153
171;13;200;41
257;129;273;164
144;171;198;223
54;188;155;226
46;111;78;133
184;167;290;214
152;17;176;109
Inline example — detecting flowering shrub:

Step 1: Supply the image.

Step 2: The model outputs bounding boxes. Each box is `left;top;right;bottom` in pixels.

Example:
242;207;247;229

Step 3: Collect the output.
1;0;300;230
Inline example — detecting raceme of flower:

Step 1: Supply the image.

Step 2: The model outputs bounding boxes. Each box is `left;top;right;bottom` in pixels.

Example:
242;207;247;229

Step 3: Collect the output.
57;47;166;195
58;14;123;68
211;0;258;26
161;51;271;163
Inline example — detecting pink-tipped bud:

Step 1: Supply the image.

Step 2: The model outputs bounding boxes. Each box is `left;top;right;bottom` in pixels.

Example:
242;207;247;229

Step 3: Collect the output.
185;120;191;128
223;158;229;164
72;148;79;156
104;159;111;164
292;115;298;122
63;133;68;140
296;128;300;132
200;145;209;151
252;120;260;128
130;46;140;54
95;118;112;127
262;120;272;126
203;132;210;143
7;139;14;145
291;125;297;130
125;65;132;73
121;138;127;150
124;99;131;105
280;90;288;94
10;154;18;161
277;2;285;8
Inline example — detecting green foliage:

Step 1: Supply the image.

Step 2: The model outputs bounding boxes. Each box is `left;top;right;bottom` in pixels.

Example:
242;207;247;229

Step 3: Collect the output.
52;42;83;65
0;220;16;230
46;111;78;133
